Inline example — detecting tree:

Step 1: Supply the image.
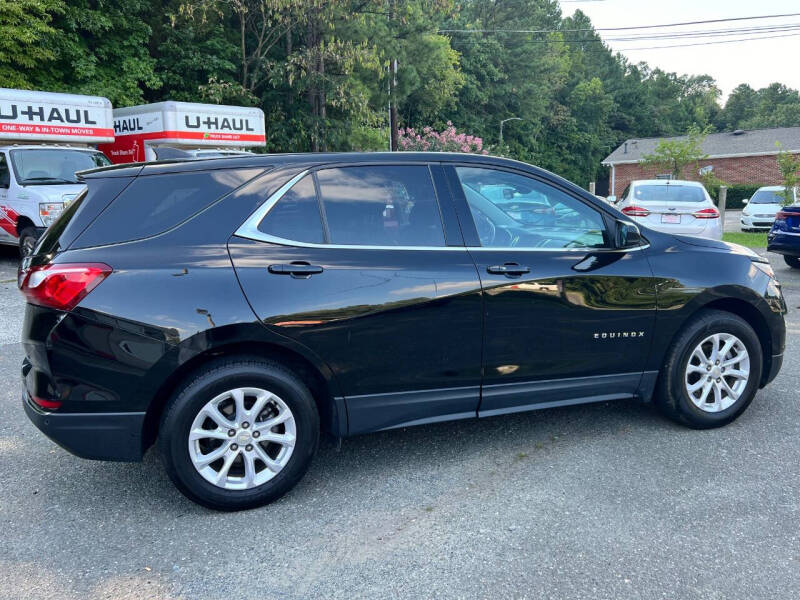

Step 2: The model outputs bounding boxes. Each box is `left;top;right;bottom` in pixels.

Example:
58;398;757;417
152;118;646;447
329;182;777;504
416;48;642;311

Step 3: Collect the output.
776;145;800;206
640;125;710;179
0;0;63;89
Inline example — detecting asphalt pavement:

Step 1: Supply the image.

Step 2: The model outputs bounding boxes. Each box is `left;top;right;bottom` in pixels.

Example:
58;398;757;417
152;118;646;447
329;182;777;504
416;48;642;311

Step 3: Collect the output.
1;239;799;600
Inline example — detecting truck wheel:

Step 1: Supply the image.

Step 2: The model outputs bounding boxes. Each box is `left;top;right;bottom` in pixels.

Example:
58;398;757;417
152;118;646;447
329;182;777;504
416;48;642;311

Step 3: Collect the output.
784;256;800;269
19;227;38;258
159;357;320;511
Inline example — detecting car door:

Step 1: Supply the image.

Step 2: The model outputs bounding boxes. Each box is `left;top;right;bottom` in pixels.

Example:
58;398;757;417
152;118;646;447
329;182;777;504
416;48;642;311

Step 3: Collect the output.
444;164;658;417
0;153;15;244
229;163;483;434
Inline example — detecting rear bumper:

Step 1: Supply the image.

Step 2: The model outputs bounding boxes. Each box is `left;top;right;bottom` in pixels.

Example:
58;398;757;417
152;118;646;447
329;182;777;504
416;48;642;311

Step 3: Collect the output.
767;234;800;257
23;389;145;462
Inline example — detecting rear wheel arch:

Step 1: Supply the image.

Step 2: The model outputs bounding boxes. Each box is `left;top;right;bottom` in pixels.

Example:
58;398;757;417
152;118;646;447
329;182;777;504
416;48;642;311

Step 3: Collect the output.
16;215;35;234
141;341;343;454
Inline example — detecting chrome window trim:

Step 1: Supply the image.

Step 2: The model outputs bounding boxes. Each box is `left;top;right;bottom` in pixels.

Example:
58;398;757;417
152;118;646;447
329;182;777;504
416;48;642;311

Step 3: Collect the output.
234;168;650;253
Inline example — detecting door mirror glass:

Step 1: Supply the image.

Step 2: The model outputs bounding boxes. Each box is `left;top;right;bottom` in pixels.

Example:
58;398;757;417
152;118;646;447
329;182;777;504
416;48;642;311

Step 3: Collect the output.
616;220;644;249
742;198;749;204
606;195;617;204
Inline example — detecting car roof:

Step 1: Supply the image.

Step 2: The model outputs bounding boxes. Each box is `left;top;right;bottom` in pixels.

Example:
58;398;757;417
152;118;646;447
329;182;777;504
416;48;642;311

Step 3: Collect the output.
78;151;562;183
630;179;705;187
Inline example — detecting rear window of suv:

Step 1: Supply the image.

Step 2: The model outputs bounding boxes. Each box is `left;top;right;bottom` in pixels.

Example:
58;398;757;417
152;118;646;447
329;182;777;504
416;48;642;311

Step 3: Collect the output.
73;168;262;248
633;185;705;203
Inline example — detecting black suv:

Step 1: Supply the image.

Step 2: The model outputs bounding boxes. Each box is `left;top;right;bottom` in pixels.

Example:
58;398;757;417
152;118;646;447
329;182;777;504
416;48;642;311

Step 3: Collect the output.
19;153;786;510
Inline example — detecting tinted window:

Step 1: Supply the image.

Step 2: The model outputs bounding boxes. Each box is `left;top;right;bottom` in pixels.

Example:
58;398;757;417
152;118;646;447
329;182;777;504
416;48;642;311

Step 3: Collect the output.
258;175;324;243
316;166;445;247
74;168;261;248
633;185;705;203
456;167;607;249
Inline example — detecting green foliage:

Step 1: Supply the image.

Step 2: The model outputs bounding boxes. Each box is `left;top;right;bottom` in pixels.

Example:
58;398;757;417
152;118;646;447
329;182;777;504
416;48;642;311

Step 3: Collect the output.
4;0;800;189
776;144;800;206
722;232;767;249
708;183;765;210
640;125;710;179
0;0;63;89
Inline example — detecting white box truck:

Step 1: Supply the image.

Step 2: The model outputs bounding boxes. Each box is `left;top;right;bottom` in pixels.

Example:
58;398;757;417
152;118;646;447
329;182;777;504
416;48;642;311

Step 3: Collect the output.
98;101;266;164
0;88;113;256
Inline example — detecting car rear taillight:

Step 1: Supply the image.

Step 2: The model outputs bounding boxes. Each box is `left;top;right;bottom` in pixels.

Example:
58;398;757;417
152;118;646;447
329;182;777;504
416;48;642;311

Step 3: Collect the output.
692;207;720;219
776;210;789;220
32;395;62;410
622;205;650;217
18;263;112;311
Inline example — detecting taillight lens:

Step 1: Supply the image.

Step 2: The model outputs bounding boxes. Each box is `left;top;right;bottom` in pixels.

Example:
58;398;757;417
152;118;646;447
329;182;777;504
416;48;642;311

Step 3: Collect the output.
693;207;720;219
776;210;789;220
622;205;650;217
18;263;112;311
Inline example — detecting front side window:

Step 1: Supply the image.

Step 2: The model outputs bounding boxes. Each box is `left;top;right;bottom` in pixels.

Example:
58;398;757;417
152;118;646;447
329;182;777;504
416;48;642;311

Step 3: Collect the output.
10;149;110;184
316;165;445;247
455;167;607;249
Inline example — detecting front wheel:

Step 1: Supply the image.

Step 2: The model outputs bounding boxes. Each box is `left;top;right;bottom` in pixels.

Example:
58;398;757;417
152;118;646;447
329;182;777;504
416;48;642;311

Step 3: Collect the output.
18;226;38;258
159;357;319;510
655;310;762;429
784;255;800;269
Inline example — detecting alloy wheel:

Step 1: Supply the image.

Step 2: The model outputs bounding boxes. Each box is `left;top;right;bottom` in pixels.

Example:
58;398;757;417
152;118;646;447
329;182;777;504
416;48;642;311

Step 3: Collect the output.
684;333;750;413
188;387;296;490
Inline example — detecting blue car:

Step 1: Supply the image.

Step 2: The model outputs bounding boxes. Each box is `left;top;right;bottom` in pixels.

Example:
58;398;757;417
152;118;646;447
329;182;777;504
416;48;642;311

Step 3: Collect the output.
767;206;800;269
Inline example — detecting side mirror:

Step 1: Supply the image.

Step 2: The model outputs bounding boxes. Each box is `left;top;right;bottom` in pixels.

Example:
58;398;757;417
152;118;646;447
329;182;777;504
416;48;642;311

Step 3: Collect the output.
742;198;749;205
606;195;617;204
615;219;644;249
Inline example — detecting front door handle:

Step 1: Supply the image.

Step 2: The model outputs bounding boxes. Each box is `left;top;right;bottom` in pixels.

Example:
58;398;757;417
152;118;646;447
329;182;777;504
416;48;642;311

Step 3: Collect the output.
487;263;530;277
268;262;324;278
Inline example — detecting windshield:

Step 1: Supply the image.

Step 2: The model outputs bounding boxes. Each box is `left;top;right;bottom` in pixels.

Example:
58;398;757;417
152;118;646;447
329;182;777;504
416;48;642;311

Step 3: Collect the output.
633;185;706;203
750;190;786;204
10;149;111;185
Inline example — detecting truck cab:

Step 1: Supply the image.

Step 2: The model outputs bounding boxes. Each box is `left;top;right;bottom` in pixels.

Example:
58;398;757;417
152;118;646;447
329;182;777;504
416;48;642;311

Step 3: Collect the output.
0;87;114;256
0;145;110;255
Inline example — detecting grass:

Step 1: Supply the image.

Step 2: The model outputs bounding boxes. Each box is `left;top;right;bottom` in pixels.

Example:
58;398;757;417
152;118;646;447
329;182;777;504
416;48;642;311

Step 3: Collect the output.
723;232;768;248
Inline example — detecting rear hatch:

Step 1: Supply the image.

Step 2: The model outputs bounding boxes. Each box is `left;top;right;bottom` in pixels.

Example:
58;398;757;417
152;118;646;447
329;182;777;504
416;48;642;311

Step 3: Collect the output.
625;183;714;234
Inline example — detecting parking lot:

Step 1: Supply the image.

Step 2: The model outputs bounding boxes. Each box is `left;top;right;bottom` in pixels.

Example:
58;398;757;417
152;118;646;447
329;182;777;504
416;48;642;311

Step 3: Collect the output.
1;240;799;600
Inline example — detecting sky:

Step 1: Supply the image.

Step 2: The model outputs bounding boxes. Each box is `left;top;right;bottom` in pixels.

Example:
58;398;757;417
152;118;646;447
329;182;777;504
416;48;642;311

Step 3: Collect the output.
559;0;800;98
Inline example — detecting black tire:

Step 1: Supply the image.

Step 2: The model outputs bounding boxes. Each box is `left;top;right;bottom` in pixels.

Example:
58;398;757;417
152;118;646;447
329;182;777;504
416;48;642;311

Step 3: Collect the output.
655;309;762;429
18;226;38;258
784;255;800;269
159;357;319;511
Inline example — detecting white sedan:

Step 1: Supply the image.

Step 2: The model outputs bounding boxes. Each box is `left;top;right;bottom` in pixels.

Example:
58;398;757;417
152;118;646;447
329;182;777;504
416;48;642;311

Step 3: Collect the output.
615;179;722;240
741;186;794;231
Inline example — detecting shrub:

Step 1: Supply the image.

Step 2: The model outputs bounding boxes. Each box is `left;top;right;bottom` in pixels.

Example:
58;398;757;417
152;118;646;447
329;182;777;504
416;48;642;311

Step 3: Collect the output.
709;184;765;210
397;122;488;154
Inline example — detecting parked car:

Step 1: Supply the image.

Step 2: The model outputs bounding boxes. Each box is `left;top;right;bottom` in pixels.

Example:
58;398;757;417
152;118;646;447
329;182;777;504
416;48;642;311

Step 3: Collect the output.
616;179;722;240
767;204;800;269
741;186;796;231
19;153;785;510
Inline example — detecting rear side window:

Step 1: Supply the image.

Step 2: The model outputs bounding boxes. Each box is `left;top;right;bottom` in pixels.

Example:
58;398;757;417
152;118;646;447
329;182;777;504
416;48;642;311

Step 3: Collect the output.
316;165;445;246
258;175;324;243
74;168;261;248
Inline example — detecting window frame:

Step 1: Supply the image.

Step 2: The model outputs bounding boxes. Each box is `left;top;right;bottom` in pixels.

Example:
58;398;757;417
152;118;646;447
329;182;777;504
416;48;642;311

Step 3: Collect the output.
238;163;458;250
446;163;616;252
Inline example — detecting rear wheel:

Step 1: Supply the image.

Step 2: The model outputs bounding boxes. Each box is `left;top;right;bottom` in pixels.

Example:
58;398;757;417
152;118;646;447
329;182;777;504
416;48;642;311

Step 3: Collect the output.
784;255;800;269
159;357;319;510
655;310;762;429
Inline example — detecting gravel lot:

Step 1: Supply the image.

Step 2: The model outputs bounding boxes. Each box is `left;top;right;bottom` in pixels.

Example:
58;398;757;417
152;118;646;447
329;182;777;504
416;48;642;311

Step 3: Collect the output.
1;242;799;600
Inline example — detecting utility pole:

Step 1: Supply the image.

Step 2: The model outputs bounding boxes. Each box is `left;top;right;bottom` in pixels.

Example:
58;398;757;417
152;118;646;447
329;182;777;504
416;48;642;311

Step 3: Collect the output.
499;117;522;146
389;58;398;151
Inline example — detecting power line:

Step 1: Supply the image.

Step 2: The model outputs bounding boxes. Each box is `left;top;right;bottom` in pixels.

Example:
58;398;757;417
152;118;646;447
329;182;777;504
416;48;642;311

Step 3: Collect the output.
439;12;800;34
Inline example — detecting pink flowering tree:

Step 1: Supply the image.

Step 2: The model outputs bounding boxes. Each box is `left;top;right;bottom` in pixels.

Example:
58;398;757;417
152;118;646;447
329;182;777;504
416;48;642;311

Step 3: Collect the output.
397;122;489;154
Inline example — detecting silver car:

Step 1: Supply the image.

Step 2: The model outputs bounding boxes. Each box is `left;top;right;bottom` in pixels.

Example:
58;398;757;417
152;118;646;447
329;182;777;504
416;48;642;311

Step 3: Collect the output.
616;179;722;240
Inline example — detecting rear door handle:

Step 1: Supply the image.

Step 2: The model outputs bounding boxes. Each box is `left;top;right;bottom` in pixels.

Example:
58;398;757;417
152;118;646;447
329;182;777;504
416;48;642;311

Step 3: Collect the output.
487;263;531;276
268;262;324;278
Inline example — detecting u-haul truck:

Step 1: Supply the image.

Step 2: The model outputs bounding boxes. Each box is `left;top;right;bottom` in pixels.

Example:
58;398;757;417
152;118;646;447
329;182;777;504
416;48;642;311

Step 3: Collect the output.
99;101;266;164
0;88;113;256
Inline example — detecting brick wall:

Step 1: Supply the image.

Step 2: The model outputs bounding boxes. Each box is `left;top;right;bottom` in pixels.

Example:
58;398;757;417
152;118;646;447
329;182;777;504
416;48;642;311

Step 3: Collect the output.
609;153;796;196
